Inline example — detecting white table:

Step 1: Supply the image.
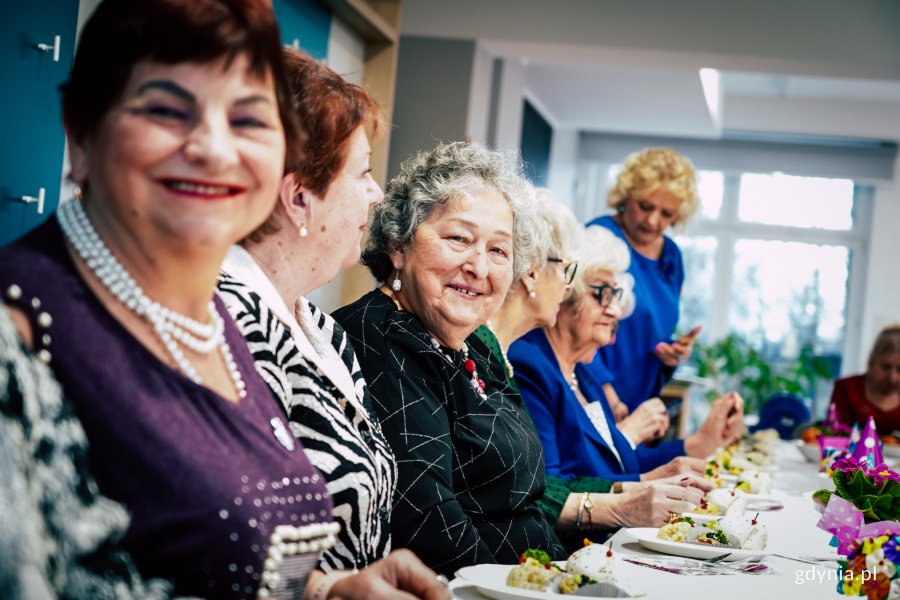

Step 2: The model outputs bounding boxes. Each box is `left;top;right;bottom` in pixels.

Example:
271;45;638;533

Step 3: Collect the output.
451;441;842;600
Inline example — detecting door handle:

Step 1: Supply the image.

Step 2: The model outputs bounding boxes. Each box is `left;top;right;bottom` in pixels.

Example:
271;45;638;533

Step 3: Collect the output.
36;35;61;62
9;188;45;214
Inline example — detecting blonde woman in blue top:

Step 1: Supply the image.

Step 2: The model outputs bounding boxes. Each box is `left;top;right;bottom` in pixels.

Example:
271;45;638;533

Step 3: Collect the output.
586;148;701;416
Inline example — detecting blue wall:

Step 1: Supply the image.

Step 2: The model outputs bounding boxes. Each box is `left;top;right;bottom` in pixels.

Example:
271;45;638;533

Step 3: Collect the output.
0;0;78;246
274;0;331;59
0;0;333;247
520;100;553;187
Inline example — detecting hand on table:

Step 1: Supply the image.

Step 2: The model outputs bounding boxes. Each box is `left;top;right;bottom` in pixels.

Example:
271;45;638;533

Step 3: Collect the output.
328;549;451;600
639;455;706;482
600;476;708;528
619;398;669;445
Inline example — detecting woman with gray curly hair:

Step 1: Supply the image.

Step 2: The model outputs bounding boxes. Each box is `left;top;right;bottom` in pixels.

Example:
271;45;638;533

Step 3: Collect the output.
333;141;564;576
510;226;744;489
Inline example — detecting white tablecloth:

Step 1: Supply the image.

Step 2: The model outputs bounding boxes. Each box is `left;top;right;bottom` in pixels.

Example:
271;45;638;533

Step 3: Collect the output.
451;440;842;600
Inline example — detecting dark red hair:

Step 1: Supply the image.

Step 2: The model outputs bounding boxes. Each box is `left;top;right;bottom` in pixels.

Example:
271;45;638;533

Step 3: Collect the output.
281;47;381;192
61;0;300;165
242;48;381;243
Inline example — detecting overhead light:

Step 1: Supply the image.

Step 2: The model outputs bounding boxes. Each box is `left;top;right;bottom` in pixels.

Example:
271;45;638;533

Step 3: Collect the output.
700;68;722;134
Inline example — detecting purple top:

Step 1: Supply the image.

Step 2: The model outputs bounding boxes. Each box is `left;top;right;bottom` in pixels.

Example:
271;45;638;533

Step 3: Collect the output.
0;218;332;598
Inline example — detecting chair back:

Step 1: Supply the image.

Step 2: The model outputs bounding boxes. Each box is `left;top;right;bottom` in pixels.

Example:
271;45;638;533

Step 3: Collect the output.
751;393;811;440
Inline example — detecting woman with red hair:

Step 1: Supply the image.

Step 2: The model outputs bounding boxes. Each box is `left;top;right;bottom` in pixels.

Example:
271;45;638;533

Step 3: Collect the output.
0;1;447;598
218;47;394;576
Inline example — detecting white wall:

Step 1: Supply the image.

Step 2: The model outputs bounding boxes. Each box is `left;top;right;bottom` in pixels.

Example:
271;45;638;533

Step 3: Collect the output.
858;161;900;372
546;128;578;206
493;58;524;151
325;16;364;85
465;43;494;146
401;0;900;81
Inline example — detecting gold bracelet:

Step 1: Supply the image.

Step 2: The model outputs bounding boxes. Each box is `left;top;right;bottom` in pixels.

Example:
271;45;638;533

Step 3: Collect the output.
575;491;593;531
306;569;357;600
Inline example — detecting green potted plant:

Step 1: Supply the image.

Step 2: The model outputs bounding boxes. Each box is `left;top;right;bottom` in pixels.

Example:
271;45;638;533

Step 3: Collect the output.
691;333;833;416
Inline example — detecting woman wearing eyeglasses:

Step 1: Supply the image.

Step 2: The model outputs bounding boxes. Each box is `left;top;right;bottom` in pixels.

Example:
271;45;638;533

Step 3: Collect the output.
473;188;579;369
477;195;714;548
509;226;743;484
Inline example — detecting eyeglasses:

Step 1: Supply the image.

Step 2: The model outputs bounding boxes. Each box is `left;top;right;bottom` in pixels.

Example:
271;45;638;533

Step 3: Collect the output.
588;283;623;308
546;257;578;284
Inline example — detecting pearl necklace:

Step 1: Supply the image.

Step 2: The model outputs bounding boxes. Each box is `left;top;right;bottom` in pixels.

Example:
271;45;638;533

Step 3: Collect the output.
567;371;580;395
430;337;487;400
57;200;246;398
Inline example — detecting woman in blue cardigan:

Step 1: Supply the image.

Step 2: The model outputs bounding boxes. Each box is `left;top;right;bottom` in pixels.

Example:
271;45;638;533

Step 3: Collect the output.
509;226;743;482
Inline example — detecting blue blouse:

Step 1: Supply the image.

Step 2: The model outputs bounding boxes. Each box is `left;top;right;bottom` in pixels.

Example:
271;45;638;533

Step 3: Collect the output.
509;328;684;482
585;215;685;411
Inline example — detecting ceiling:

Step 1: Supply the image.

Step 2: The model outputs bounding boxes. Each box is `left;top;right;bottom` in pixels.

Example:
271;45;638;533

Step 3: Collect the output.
400;0;900;144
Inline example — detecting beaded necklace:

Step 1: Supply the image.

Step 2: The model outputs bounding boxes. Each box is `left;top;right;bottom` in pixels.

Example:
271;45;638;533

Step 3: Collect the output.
430;336;487;400
57;200;247;398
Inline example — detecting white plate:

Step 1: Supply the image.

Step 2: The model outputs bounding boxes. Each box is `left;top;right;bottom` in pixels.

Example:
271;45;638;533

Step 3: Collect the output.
884;444;900;459
624;527;767;561
796;442;821;462
682;512;722;524
745;494;784;511
454;564;642;599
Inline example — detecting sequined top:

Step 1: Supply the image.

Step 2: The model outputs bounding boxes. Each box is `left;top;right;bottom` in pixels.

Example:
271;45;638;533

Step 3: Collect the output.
0;218;332;599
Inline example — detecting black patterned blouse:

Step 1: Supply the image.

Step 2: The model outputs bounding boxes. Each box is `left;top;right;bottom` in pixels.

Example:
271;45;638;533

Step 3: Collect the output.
333;290;564;577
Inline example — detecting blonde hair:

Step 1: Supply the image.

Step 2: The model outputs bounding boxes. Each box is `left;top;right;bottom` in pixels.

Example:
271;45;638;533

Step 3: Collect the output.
607;147;699;224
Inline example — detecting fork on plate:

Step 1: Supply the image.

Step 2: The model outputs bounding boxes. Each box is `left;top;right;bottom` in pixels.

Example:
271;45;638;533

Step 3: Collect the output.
699;553;732;564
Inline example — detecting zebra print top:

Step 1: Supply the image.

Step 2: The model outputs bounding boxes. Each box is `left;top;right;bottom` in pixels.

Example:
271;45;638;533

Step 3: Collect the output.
217;256;396;572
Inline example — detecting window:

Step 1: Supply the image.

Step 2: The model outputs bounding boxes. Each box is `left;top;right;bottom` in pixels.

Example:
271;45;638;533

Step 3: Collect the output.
674;171;870;415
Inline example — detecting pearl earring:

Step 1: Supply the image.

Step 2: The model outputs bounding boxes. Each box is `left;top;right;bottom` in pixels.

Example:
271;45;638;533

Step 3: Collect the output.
298;223;308;237
529;290;537;299
391;273;402;292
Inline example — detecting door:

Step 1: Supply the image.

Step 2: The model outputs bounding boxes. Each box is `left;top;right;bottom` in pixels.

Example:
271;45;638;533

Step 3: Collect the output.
0;0;78;246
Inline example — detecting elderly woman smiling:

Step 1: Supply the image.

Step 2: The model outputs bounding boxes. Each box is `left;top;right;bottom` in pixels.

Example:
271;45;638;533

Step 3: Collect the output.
477;192;710;549
334;142;564;576
510;226;744;484
0;1;448;598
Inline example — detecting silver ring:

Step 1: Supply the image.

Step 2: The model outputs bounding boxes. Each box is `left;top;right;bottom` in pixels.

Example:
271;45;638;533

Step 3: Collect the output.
436;574;450;587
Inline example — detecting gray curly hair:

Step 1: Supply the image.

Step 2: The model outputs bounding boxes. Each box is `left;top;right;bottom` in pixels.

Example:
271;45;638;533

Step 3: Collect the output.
362;141;537;282
564;225;635;318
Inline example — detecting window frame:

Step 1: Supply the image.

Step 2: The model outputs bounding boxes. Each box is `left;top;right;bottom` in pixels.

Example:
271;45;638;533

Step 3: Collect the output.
677;171;873;411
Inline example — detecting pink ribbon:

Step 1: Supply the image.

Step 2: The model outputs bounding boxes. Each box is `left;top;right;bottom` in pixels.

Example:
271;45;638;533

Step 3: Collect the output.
817;495;900;554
